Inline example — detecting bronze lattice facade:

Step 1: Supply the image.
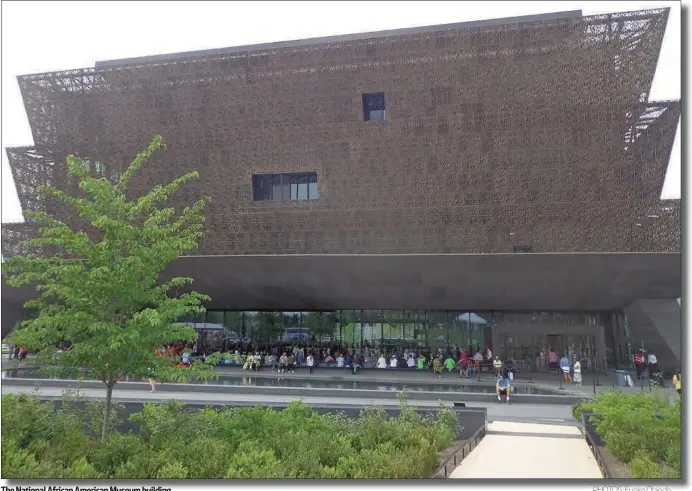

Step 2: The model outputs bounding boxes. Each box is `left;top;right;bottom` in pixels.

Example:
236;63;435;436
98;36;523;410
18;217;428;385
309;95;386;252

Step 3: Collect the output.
2;8;680;257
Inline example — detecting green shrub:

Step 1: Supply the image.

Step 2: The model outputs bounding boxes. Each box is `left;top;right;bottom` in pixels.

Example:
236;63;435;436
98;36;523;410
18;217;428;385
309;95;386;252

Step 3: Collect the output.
605;431;644;463
168;437;234;479
90;433;149;476
1;393;459;479
225;442;286;479
631;454;679;479
1;438;45;479
61;457;103;479
573;391;681;475
572;397;596;420
157;461;189;479
113;451;169;479
1;393;57;448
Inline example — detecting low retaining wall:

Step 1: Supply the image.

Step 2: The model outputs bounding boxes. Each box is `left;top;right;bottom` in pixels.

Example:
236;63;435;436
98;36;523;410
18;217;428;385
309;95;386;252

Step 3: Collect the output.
432;423;487;478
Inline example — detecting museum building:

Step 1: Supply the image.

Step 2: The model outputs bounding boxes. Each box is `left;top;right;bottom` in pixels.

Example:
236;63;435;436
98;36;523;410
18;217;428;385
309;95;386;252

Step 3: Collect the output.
2;8;681;370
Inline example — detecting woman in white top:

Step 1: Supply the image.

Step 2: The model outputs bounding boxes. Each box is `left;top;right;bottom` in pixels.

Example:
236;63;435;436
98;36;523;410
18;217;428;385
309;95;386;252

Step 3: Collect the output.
377;355;387;368
573;359;582;386
407;355;416;368
336;355;345;368
306;354;315;374
390;356;398;368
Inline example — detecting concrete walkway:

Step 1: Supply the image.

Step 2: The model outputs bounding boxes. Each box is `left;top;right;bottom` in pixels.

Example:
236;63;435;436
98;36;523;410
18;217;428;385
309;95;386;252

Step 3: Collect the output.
449;421;602;479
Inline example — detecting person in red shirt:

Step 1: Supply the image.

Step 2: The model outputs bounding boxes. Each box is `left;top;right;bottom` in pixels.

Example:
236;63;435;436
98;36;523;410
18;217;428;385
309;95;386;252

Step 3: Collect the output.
458;350;469;379
634;350;646;380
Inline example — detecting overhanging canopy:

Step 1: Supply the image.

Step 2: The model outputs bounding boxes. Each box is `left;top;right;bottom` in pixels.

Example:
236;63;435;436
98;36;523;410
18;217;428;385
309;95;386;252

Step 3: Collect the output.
3;252;680;339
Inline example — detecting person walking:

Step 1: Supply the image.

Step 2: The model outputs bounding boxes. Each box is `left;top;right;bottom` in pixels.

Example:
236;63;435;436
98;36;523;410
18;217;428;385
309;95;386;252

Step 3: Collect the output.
351;354;361;375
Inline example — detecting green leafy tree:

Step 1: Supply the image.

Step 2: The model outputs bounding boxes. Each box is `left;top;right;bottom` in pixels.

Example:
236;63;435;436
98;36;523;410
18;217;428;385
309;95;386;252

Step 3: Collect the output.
2;136;220;440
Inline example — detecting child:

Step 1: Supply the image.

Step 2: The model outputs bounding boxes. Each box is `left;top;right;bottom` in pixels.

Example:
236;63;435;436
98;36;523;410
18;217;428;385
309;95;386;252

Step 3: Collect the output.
573;359;582;386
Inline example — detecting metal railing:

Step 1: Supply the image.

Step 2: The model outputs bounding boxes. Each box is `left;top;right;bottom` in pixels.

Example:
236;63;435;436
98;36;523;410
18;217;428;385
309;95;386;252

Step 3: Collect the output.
433;423;487;478
583;423;612;478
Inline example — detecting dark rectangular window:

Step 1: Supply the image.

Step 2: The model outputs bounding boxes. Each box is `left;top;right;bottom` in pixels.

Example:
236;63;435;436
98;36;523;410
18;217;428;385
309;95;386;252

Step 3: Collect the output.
253;172;318;201
363;92;386;121
513;245;533;253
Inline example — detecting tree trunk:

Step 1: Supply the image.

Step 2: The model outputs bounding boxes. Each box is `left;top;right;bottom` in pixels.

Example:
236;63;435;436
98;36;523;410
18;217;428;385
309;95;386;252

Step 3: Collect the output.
102;380;115;441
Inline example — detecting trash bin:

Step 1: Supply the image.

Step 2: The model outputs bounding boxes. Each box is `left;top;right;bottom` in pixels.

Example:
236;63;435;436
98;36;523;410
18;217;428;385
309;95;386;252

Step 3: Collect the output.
614;369;629;387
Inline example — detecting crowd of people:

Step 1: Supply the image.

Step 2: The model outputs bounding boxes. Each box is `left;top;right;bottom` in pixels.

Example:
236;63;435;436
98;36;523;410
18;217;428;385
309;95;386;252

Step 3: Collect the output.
216;343;511;379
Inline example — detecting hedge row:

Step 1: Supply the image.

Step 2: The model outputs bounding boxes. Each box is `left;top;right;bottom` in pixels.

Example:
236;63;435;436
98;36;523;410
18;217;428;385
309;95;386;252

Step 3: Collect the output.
2;391;458;479
572;391;681;479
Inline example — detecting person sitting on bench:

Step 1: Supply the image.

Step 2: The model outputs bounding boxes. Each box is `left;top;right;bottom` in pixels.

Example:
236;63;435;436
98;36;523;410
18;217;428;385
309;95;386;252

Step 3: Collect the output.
496;373;511;404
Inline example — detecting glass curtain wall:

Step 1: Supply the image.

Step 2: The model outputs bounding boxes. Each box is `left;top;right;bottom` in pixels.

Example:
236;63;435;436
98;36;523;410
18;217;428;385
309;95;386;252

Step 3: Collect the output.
177;310;620;367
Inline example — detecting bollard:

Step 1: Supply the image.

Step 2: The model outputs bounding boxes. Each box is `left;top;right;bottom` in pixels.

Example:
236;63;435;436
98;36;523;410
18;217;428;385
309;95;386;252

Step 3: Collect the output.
559;373;565;390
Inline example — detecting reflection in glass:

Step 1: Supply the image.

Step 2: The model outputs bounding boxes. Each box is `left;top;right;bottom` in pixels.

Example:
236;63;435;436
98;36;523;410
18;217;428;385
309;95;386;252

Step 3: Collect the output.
222;311;243;351
308;182;318;198
339;310;359;347
428;311;449;350
297;182;308;200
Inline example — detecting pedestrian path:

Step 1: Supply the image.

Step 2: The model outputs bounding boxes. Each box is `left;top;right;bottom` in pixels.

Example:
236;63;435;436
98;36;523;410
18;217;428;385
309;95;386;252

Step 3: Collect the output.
448;421;603;479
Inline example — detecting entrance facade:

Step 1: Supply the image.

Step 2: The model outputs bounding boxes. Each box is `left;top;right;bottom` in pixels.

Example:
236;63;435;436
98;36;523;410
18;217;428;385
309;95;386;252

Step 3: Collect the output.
178;309;634;373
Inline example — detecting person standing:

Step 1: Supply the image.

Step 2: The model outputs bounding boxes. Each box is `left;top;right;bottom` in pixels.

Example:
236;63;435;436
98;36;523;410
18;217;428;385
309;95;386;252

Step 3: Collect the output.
634;350;646;380
493;356;503;377
278;352;288;374
458;350;469;379
306;353;315;374
647;351;659;376
673;370;681;396
559;354;572;384
548;349;559;375
573;358;582;386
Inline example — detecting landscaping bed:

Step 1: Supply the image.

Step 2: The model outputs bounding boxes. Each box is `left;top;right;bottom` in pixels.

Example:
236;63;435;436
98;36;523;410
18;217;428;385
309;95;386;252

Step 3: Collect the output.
573;391;680;479
2;391;460;479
